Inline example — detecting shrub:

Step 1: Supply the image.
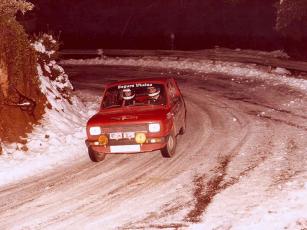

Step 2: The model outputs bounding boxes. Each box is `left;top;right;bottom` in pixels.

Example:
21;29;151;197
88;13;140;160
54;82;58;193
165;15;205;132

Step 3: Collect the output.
0;3;46;143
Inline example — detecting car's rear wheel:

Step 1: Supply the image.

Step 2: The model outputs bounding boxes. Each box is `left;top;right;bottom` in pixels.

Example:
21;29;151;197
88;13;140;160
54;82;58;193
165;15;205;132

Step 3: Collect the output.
179;121;186;135
161;129;177;158
179;111;187;135
88;147;106;162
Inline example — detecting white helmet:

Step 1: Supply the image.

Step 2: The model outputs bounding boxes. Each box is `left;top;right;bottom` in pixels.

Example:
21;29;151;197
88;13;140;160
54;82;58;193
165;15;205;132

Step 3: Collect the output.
122;88;135;100
147;86;160;97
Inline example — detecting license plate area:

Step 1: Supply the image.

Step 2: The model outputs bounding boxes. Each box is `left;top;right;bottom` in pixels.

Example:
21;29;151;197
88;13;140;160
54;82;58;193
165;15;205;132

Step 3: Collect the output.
110;132;135;140
123;132;135;139
110;145;140;153
109;132;123;140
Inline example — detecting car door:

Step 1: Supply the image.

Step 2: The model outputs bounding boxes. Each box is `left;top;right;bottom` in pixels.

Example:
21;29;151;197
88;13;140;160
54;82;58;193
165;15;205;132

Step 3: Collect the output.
171;78;186;133
167;79;183;135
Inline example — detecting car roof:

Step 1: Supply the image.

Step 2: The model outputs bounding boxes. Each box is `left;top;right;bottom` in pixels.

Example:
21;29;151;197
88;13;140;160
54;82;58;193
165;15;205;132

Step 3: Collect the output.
106;77;173;88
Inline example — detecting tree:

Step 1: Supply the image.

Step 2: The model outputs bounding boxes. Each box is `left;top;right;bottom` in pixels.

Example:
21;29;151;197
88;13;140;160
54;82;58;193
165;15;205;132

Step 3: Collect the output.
0;0;46;146
0;0;33;17
276;0;307;40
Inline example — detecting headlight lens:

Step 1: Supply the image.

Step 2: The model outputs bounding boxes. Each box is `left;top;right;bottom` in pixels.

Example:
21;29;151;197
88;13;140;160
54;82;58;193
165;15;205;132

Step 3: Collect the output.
89;126;101;135
148;123;160;133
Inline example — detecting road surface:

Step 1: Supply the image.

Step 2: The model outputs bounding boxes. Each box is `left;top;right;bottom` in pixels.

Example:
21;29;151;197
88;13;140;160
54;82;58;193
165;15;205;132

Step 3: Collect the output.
0;65;306;229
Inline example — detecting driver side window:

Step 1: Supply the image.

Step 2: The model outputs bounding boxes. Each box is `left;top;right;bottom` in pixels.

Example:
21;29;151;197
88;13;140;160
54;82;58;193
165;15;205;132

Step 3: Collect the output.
167;81;179;105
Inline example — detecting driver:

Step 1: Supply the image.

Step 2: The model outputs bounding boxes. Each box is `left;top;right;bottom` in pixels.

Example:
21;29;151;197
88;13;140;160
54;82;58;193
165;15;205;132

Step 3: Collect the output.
147;86;163;104
122;88;135;105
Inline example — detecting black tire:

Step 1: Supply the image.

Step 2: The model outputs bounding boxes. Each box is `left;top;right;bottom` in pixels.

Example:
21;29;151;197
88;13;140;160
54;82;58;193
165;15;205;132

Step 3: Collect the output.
179;110;187;135
161;129;177;158
88;147;106;162
179;120;186;135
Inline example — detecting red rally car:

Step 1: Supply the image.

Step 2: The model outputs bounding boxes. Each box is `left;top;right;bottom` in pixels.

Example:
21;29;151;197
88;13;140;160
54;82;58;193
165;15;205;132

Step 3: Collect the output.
85;77;187;162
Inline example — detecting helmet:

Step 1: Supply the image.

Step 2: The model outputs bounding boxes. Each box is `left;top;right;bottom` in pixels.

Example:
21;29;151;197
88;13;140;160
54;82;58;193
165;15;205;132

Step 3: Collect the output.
122;88;135;100
147;86;160;97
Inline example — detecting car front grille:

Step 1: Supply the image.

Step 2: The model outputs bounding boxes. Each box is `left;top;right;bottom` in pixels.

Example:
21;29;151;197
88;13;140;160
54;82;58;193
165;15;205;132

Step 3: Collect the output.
101;124;148;133
98;124;151;145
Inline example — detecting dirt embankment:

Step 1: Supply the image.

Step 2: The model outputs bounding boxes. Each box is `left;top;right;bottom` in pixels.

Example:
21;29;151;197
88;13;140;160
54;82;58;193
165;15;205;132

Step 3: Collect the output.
0;61;46;149
0;17;46;152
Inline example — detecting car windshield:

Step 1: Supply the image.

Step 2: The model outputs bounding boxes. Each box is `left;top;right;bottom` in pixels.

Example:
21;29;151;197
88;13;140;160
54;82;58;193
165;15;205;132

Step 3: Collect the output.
101;83;167;109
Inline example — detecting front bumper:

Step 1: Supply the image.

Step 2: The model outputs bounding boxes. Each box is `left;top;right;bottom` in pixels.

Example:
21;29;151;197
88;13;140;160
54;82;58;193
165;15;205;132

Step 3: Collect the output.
85;137;166;154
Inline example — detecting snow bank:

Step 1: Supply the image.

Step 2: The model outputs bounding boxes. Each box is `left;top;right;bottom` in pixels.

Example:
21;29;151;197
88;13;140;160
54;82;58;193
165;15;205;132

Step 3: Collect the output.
0;36;94;187
61;57;307;93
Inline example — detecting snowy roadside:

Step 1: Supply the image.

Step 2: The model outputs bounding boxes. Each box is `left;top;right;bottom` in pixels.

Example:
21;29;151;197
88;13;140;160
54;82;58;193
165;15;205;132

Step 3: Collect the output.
61;56;307;93
0;99;91;187
0;37;98;187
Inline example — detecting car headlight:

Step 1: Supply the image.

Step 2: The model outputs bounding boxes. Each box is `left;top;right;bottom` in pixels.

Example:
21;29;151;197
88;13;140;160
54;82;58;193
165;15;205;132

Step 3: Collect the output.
148;123;160;133
89;126;101;135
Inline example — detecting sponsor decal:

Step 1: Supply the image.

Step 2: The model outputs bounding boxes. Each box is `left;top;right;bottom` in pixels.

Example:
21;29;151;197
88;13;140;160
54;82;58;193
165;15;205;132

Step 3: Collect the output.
118;83;153;89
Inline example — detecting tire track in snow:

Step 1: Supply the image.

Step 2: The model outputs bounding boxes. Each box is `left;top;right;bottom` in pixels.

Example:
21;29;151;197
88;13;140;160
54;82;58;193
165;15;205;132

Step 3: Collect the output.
123;84;254;228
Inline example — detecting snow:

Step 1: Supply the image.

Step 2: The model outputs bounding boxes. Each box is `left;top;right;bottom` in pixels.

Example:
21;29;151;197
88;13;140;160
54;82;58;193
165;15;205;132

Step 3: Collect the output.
1;50;307;229
32;35;56;57
0;38;95;186
271;67;291;75
32;41;55;57
61;57;307;93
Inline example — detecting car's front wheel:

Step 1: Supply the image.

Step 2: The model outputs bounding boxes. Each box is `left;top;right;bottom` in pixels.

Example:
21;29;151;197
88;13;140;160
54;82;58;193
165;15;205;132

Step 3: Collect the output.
161;129;177;158
88;147;106;162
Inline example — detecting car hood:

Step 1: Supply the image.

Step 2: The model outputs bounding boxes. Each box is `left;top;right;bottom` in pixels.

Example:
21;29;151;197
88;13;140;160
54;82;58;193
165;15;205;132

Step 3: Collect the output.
88;106;169;126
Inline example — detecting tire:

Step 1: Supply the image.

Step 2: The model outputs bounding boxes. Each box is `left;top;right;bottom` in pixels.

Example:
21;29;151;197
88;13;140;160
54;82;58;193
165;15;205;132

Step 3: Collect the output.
88;147;106;162
179;120;186;135
161;129;177;158
179;110;187;135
